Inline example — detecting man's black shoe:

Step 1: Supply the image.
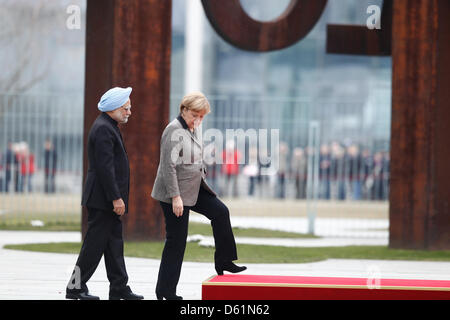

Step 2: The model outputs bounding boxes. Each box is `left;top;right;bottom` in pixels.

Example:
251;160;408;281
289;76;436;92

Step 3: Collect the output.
109;286;144;300
66;291;100;300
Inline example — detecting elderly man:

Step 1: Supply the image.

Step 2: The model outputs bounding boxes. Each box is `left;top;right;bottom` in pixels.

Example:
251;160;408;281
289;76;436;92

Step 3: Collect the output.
66;87;143;300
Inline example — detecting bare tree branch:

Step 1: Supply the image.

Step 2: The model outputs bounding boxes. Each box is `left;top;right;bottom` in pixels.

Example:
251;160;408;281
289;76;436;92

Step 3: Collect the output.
0;0;52;93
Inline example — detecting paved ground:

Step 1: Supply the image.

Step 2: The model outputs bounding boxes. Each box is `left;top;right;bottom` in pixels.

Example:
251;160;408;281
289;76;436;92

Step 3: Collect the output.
0;230;449;300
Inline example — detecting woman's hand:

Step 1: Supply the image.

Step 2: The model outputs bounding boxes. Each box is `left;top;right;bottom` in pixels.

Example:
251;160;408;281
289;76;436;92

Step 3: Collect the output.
172;195;184;217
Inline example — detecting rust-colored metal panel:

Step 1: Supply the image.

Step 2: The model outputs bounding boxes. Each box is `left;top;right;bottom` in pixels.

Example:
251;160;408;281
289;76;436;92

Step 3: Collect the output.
432;1;450;249
82;0;116;238
389;0;450;249
326;0;391;56
83;0;171;240
201;0;327;52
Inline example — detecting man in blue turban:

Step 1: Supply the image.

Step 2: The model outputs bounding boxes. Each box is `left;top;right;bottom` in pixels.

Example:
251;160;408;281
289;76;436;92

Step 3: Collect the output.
98;86;132;123
66;87;143;300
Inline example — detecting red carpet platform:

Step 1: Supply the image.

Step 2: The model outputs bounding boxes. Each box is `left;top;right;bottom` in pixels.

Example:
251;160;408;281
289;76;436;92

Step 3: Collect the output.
202;274;450;300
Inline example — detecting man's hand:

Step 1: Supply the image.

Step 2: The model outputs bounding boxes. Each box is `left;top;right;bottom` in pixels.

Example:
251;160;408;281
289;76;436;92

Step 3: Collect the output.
113;198;126;216
172;195;184;217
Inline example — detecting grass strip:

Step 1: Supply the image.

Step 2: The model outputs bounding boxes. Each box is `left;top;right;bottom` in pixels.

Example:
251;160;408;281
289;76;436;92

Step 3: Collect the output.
4;242;450;264
0;222;318;239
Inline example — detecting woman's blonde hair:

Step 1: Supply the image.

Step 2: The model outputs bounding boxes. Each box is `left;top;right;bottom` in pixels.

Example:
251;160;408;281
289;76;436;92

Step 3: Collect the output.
179;92;211;114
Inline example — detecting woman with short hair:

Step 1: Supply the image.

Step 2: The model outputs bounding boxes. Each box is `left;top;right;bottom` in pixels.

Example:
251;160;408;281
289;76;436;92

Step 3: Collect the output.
151;92;246;300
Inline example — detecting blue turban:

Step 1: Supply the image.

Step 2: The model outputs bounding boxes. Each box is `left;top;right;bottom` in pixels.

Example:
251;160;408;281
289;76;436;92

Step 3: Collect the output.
98;87;132;112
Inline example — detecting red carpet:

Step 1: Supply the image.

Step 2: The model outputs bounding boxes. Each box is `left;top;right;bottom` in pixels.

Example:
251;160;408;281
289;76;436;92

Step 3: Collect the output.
202;274;450;300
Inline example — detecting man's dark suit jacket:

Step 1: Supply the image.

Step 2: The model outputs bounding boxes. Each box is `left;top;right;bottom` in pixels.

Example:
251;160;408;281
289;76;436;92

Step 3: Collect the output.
81;112;130;213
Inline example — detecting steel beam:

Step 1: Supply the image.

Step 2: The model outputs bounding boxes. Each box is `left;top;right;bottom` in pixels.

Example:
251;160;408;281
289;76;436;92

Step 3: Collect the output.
389;0;450;249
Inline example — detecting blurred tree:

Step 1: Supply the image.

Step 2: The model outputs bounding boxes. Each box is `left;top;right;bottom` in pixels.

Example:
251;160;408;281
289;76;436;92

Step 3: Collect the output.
0;0;52;93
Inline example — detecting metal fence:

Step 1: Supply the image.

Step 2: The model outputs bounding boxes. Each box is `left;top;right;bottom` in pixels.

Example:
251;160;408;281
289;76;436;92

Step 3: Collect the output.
170;94;390;239
0;93;390;239
0;93;84;225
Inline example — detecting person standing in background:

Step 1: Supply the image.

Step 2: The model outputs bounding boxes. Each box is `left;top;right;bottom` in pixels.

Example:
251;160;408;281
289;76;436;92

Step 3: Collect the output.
21;147;35;192
3;143;14;193
276;142;289;199
44;139;57;193
291;147;307;199
222;140;241;198
14;143;26;193
319;144;331;200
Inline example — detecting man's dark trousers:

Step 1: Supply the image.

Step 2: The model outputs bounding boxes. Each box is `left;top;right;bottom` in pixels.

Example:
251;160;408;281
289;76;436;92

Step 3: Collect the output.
70;207;128;293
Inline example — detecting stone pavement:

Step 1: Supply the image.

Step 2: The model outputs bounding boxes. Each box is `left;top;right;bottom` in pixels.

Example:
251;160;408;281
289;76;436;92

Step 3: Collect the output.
0;230;449;300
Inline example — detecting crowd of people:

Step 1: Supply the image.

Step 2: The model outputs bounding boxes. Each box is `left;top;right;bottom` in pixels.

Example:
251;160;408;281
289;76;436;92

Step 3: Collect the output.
206;141;390;201
0;139;57;193
1;137;389;202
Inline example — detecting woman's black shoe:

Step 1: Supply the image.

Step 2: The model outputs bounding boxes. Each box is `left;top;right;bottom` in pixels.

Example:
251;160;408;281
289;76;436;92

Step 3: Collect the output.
156;292;183;300
215;261;247;275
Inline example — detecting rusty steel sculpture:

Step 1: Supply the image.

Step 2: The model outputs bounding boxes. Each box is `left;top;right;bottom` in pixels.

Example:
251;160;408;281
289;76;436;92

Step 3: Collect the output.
201;0;327;52
84;0;449;249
